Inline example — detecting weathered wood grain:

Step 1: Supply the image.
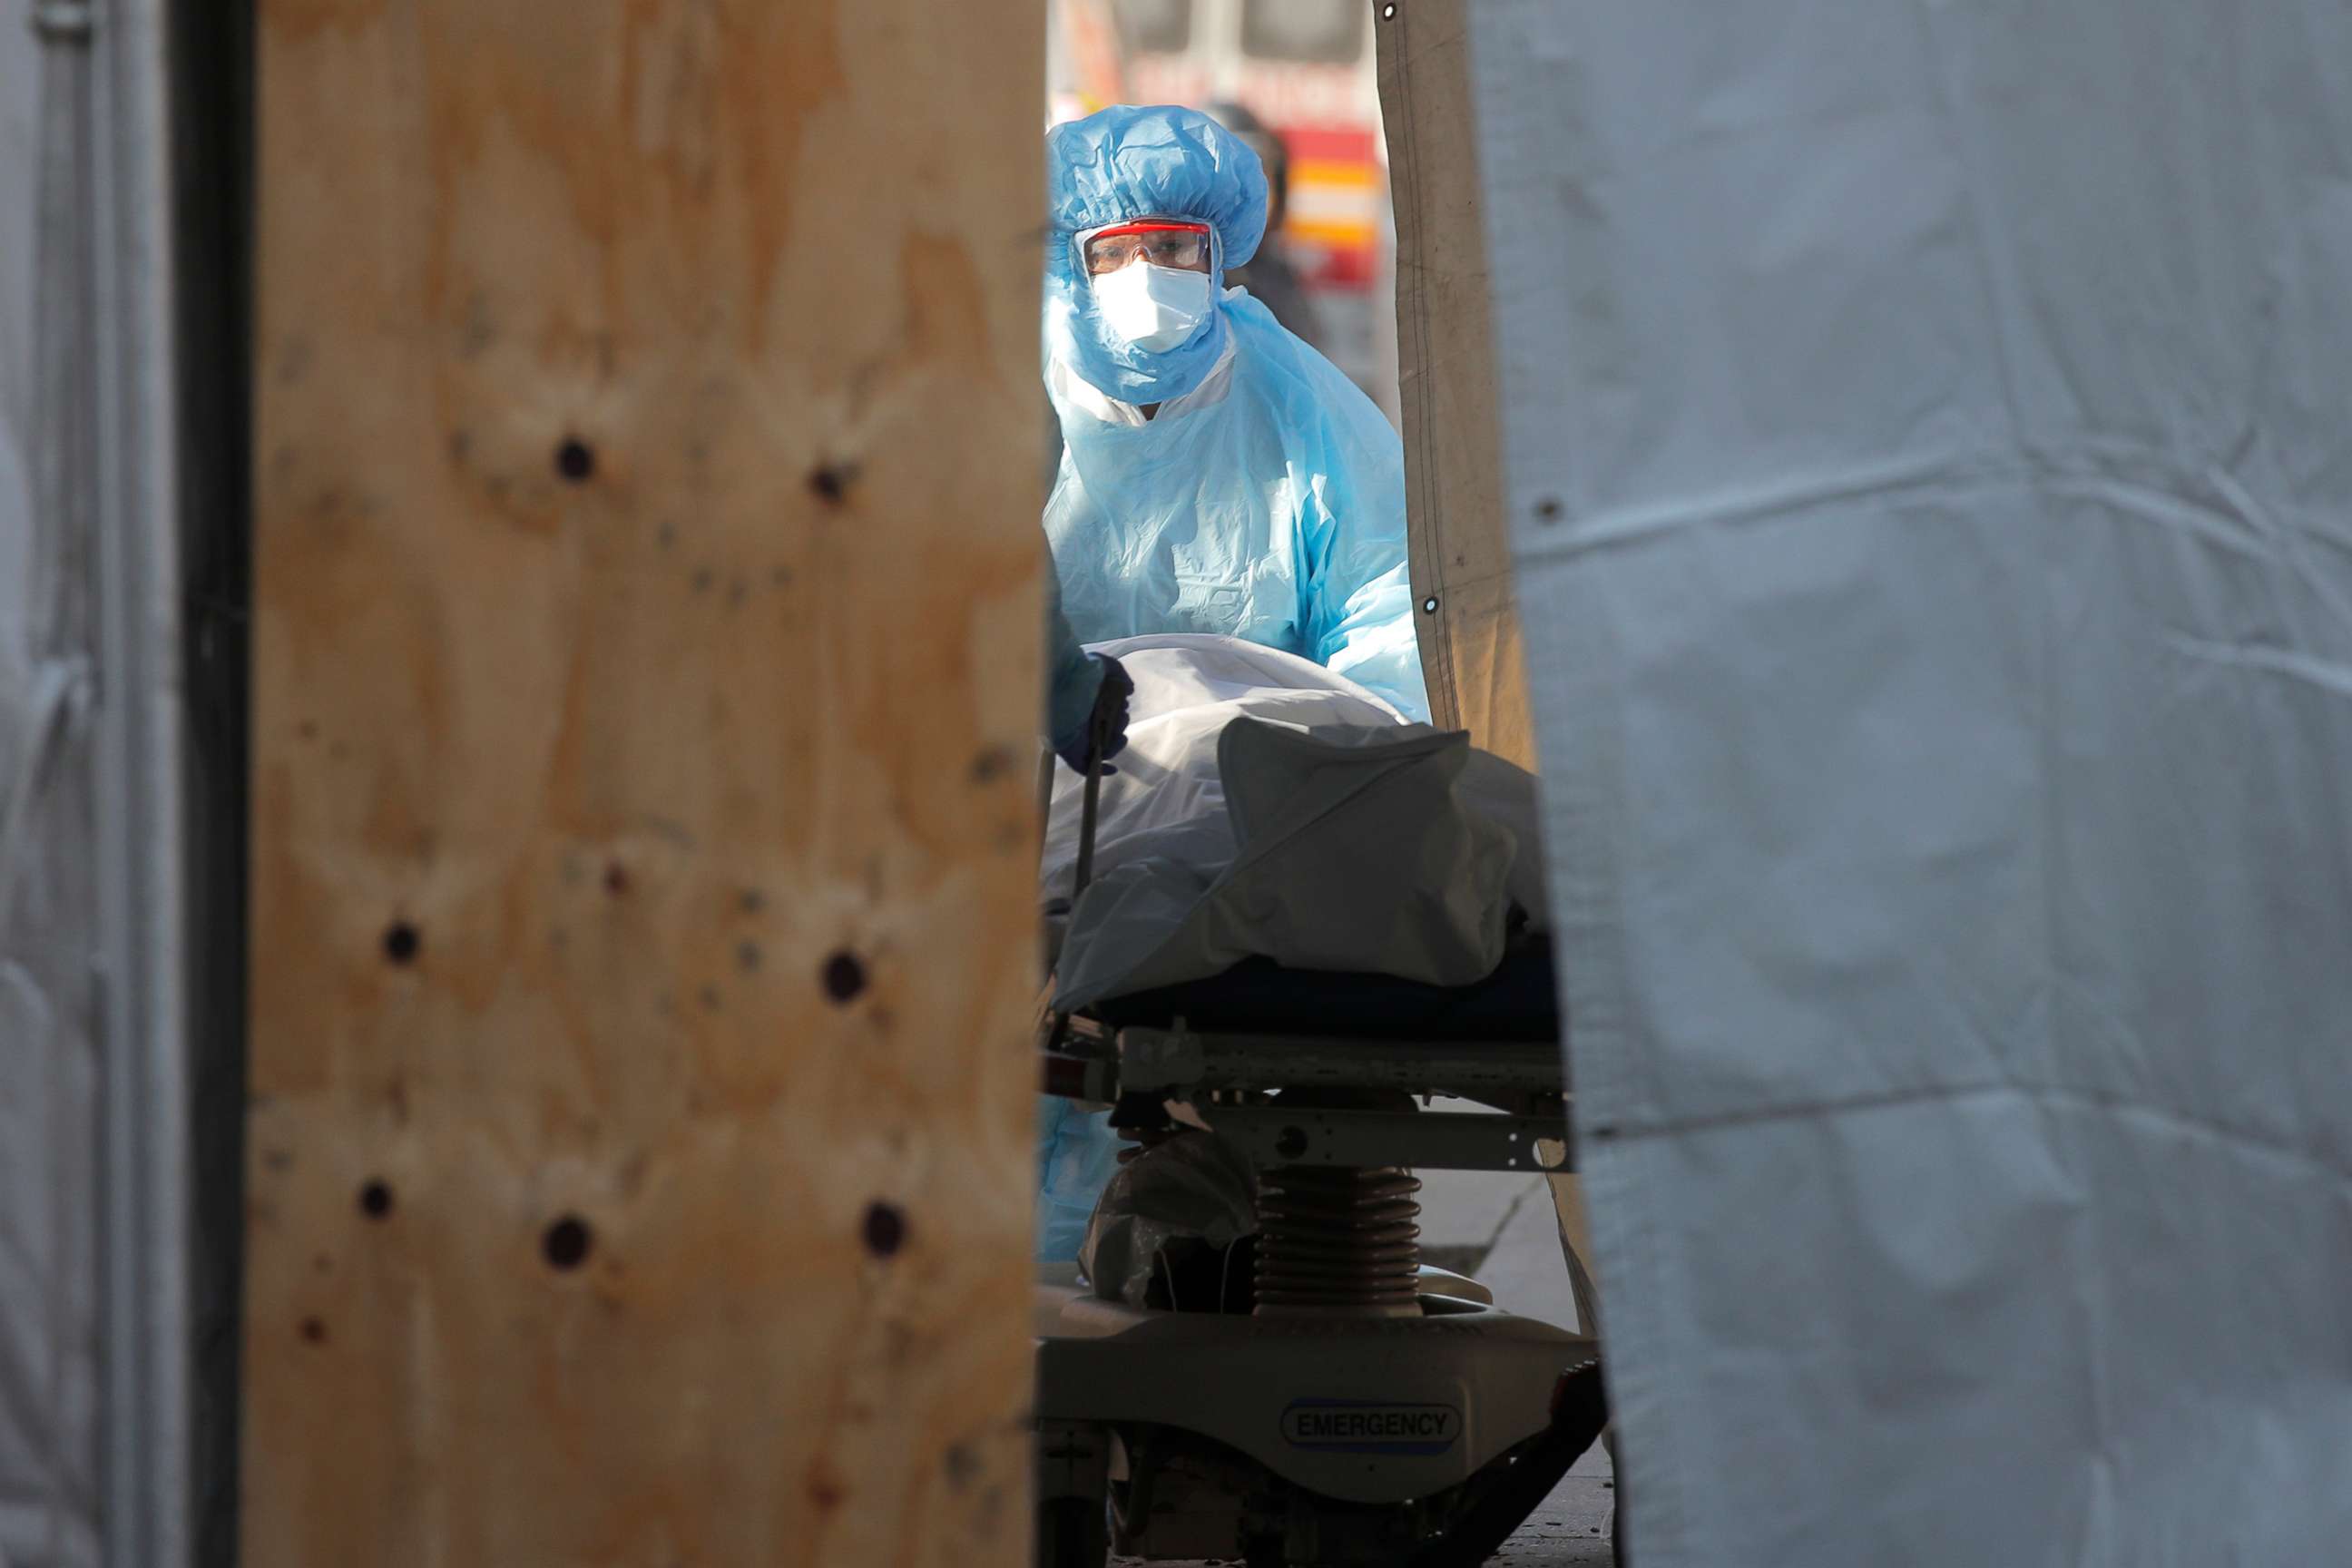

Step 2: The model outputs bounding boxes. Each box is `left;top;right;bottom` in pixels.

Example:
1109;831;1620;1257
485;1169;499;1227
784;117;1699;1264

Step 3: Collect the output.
245;4;1045;1563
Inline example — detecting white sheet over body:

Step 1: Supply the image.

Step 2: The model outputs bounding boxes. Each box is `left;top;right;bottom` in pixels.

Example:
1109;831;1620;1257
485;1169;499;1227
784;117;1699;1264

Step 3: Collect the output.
1043;634;1545;1009
1472;2;2352;1563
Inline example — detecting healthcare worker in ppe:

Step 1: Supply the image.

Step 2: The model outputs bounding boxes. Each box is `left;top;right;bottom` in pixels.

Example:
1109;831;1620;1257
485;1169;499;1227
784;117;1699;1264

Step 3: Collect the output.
1033;105;1431;1264
1040;103;1430;723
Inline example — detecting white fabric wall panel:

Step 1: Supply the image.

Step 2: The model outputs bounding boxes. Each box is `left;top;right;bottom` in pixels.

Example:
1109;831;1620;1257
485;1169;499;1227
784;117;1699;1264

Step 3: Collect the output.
1473;1;2352;1561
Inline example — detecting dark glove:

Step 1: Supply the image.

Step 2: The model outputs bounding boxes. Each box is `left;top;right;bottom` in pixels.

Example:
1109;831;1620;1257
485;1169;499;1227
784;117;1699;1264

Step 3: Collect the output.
1054;652;1132;774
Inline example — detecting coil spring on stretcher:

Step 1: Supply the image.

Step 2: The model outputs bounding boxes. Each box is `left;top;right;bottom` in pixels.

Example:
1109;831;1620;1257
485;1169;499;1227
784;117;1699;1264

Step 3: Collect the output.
1254;1164;1425;1317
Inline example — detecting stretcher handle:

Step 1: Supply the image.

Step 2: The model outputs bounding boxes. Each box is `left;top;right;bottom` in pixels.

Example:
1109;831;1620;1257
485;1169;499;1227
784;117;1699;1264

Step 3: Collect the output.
1070;718;1108;898
1034;745;1057;848
1034;721;1108;1063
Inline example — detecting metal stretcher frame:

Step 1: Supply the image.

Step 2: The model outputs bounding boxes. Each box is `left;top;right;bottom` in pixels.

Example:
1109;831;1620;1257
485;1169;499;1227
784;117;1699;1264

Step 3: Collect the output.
1043;1014;1575;1174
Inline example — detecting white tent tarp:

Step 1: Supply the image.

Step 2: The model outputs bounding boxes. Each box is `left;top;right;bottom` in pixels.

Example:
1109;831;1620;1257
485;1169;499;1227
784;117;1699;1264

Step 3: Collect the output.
2;4;191;1566
1;8;103;1563
1473;0;2352;1562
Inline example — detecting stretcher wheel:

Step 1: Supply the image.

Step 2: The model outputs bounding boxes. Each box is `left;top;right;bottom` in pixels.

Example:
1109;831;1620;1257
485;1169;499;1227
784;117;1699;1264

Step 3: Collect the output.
1035;1495;1108;1568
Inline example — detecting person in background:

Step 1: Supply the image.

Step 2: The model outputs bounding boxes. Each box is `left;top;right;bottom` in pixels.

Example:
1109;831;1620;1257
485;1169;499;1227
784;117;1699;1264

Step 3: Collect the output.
1040;103;1428;722
1203;99;1321;350
1032;103;1431;1263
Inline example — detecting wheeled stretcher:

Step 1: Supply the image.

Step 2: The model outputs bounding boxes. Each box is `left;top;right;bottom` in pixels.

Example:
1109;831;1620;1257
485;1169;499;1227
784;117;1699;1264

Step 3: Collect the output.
1032;738;1610;1568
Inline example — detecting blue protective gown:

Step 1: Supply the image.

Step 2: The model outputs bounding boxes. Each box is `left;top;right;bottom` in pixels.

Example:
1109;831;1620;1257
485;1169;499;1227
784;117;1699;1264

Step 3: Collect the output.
1041;104;1429;724
1033;106;1431;1264
1044;295;1431;722
1036;1100;1124;1265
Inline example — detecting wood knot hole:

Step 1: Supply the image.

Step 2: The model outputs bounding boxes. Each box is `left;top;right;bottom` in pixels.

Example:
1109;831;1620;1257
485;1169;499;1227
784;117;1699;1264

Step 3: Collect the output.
822;951;868;1004
862;1200;906;1258
543;1215;593;1270
808;460;859;505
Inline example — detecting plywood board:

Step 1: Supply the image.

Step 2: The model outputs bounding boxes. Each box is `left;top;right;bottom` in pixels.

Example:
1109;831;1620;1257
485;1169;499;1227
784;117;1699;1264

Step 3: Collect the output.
243;4;1045;1564
1378;0;1536;768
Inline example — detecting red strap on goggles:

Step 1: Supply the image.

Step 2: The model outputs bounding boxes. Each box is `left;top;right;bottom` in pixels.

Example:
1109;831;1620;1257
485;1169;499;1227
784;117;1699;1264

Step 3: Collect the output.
1089;220;1211;240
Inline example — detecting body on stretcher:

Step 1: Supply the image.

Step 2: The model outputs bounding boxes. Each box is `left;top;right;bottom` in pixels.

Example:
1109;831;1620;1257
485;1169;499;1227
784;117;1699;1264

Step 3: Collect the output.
1032;632;1551;1261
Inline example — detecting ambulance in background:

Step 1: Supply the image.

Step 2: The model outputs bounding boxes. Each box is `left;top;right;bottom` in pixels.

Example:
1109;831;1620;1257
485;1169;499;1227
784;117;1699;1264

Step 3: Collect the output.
1047;0;1401;426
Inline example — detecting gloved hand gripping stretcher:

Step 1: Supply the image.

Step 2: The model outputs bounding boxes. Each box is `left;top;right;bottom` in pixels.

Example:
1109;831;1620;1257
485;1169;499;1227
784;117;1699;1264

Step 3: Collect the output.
1029;635;1607;1568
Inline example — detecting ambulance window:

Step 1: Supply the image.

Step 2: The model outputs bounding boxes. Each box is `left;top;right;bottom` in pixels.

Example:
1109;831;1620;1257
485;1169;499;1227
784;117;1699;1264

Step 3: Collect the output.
1240;0;1364;64
1113;0;1192;54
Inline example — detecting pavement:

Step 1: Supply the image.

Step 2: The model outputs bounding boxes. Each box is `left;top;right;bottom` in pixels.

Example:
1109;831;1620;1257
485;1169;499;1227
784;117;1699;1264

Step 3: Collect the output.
1414;1167;1565;1315
1494;1442;1620;1565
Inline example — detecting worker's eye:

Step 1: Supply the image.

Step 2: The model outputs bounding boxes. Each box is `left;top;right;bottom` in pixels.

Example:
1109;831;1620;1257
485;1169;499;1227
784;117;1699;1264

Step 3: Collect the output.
1147;234;1209;271
1084;236;1144;275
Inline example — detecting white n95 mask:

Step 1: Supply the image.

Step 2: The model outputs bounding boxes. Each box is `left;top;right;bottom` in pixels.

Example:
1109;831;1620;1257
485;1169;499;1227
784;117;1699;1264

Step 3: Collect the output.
1093;262;1216;353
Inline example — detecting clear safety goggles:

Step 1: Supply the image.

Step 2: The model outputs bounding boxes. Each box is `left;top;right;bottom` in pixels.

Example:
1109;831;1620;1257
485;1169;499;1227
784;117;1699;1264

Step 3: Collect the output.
1077;219;1215;278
